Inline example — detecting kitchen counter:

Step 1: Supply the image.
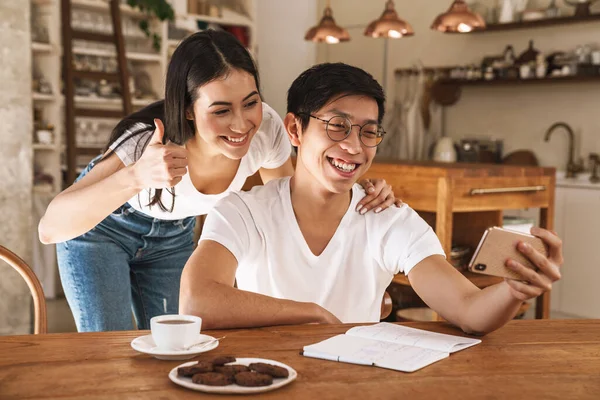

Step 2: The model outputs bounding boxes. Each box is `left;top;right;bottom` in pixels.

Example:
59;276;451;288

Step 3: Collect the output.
372;159;556;176
556;171;600;189
362;160;555;215
552;173;600;318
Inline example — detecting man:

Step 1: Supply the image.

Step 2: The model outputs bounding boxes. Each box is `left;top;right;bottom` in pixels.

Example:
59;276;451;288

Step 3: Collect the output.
180;63;562;334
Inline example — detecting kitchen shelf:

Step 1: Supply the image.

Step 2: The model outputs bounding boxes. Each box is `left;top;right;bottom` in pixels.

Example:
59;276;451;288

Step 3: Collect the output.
71;0;147;18
121;52;162;62
133;98;158;106
32;92;59;102
33;185;56;194
33;143;58;151
31;42;55;53
74;95;158;106
473;13;600;33
72;47;162;62
178;12;253;28
438;74;600;86
168;39;182;48
77;146;104;156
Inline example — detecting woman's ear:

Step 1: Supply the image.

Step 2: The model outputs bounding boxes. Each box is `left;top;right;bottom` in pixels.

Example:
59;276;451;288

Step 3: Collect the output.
284;113;302;147
185;107;194;121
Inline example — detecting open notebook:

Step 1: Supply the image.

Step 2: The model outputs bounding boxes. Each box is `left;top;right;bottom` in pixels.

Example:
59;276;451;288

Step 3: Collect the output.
302;322;481;373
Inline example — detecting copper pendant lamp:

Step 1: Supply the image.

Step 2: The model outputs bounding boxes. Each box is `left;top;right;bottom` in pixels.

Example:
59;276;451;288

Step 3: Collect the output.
304;1;350;44
364;0;414;38
431;0;486;33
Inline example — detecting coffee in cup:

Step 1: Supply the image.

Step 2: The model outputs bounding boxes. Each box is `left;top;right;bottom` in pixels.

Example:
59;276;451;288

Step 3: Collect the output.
150;314;202;351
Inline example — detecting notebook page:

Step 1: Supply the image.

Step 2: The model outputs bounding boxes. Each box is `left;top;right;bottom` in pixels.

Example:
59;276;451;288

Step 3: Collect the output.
346;323;481;353
303;334;449;373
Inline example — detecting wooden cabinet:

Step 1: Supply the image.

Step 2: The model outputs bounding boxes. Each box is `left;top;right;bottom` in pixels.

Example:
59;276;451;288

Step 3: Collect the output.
362;160;556;319
552;186;600;318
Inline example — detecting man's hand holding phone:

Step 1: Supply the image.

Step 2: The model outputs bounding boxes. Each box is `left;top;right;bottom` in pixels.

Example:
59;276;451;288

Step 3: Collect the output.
504;227;563;302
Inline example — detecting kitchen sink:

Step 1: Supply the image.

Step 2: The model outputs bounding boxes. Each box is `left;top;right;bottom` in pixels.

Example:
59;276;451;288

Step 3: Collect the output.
556;172;600;189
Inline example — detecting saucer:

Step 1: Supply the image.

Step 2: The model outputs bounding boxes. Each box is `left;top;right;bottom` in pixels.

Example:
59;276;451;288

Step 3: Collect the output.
130;334;219;360
169;358;297;394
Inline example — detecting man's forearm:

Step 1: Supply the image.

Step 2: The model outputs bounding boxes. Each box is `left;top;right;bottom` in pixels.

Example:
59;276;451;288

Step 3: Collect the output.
459;282;523;335
179;280;324;329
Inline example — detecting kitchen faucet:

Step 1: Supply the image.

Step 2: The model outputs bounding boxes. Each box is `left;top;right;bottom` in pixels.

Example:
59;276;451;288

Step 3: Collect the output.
544;122;583;178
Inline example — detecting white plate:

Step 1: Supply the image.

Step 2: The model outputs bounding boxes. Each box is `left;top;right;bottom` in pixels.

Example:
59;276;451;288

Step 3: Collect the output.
130;334;219;360
169;357;298;394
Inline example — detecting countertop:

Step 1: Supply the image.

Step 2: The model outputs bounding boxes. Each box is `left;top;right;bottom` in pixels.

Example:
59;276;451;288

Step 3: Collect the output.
556;172;600;190
372;160;599;189
370;159;555;178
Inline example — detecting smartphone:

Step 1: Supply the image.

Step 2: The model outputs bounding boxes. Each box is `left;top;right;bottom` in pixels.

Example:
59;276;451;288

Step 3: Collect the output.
468;227;548;280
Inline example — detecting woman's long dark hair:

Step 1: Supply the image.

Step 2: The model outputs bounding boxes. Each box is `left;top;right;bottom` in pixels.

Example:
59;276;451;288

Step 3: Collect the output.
101;29;260;212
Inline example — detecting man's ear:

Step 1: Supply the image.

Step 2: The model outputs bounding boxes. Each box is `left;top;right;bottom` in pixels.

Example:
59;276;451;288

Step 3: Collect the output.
284;113;302;147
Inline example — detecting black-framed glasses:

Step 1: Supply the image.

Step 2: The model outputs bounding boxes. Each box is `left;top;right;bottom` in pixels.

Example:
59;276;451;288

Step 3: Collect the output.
302;114;386;148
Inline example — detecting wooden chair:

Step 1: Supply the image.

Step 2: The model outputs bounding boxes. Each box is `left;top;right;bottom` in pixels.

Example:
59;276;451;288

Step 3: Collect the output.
393;271;532;322
0;245;47;334
380;291;393;320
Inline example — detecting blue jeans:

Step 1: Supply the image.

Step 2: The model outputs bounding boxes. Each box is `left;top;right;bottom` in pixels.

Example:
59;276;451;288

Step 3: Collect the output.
56;159;196;332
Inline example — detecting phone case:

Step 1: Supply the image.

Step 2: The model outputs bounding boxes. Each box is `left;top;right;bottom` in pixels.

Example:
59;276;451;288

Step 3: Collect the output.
468;227;548;280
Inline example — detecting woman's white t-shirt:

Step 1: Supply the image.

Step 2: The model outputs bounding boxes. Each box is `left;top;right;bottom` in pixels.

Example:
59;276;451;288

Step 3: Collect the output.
109;103;291;220
200;177;446;323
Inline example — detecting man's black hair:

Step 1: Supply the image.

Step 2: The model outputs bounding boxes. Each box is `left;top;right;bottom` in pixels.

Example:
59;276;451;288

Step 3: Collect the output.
287;62;385;130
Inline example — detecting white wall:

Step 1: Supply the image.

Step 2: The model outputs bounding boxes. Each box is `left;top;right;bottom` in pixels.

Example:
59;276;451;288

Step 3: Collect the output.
314;0;600;170
0;0;34;335
256;0;319;117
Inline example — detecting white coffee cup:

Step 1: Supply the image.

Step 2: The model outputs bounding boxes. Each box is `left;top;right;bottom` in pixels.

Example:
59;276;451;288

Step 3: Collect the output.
150;314;202;351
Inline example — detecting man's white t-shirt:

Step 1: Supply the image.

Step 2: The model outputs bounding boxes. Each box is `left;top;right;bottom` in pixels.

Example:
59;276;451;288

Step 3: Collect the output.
109;103;291;220
200;177;446;323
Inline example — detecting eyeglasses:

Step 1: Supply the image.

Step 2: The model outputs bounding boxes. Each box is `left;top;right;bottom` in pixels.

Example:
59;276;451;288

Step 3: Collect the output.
302;114;386;148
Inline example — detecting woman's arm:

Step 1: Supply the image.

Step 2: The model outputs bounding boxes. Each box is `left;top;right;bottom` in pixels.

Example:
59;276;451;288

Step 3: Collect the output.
39;121;187;244
39;153;140;244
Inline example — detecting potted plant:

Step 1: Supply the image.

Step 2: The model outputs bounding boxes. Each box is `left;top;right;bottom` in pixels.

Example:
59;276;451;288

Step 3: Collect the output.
126;0;175;51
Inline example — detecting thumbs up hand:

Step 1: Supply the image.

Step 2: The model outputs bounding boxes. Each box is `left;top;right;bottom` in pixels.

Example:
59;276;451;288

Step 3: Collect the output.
132;118;188;189
149;117;166;145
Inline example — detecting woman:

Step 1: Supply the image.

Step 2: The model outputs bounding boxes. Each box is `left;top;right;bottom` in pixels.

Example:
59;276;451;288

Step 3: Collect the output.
39;30;398;332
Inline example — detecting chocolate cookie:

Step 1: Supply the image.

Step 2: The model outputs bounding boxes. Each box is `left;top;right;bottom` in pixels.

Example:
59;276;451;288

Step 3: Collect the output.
248;362;289;378
177;361;214;377
234;371;273;387
211;356;236;366
215;364;250;377
192;372;234;386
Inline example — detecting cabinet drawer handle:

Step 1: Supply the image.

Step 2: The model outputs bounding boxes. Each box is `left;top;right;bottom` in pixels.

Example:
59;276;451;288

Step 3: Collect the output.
470;185;546;195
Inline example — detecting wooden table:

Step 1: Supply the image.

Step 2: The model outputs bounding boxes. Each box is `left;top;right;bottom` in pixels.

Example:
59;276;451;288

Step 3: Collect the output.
1;320;599;399
362;160;556;319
